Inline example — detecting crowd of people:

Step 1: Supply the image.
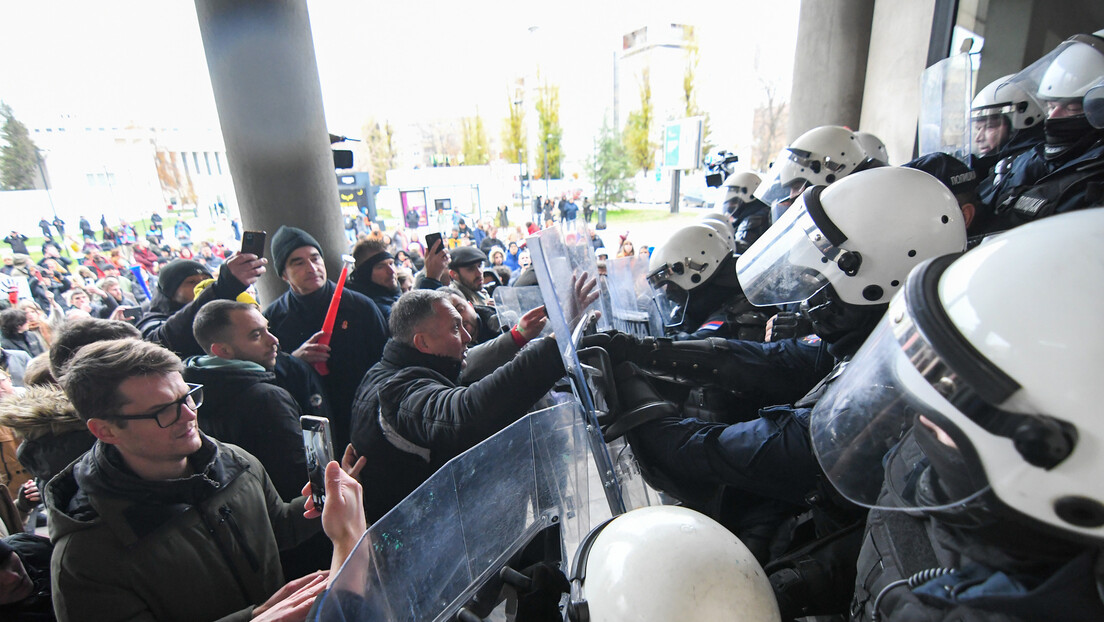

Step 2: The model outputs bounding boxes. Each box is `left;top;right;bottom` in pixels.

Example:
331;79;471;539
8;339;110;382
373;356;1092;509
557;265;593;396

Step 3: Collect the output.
0;27;1101;622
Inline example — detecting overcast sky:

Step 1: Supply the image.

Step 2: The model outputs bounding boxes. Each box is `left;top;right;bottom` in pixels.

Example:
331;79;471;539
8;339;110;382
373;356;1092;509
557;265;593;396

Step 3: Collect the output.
1;1;800;167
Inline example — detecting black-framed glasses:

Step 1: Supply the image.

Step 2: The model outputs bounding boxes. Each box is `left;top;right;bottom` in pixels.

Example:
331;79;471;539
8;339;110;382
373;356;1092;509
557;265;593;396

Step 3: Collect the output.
109;383;204;428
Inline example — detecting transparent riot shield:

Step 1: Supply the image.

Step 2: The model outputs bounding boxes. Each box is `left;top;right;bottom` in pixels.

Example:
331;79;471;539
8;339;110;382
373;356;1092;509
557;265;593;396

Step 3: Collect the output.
918;53;975;162
605;255;666;338
314;403;598;622
528;225;664;516
492;285;553;339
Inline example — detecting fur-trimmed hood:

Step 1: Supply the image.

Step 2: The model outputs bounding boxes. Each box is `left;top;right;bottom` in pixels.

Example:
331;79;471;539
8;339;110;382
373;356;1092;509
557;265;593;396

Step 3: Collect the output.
0;385;84;441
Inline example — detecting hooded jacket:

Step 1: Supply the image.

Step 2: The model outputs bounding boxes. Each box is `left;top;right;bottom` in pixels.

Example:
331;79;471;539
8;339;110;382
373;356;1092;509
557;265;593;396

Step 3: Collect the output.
0;385;94;486
45;436;317;622
350;337;564;522
183;356;306;501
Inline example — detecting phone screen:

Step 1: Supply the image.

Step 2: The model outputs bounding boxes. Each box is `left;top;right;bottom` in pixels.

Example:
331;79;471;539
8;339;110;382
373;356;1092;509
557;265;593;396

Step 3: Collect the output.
241;230;266;258
300;416;334;510
424;232;443;255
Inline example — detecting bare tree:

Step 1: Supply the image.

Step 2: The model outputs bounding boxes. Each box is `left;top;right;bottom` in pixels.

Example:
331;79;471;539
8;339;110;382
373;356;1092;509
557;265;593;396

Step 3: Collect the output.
750;78;788;172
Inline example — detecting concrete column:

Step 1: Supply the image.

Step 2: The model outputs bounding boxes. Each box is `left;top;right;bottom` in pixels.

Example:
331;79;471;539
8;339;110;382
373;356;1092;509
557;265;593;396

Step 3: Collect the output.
787;0;877;141
859;0;937;164
194;0;344;304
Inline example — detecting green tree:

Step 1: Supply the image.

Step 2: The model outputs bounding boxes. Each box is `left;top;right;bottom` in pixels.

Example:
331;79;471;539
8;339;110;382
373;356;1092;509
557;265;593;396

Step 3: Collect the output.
587;117;633;208
623;68;656;175
461;112;490;165
535;80;563;180
501;93;527;166
682;30;713;168
363;119;397;185
1;103;39;191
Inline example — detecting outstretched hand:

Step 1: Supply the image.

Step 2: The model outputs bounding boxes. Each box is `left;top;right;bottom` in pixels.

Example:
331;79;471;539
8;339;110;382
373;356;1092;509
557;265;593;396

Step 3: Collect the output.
424;240;450;282
516;305;549;341
227;252;267;286
568;271;601;324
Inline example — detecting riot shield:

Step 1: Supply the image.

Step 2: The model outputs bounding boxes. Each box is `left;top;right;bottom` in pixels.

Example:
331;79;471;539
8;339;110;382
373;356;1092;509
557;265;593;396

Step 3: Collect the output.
492;285;553;339
528;225;665;516
918;53;975;162
313;403;598;622
605;255;666;338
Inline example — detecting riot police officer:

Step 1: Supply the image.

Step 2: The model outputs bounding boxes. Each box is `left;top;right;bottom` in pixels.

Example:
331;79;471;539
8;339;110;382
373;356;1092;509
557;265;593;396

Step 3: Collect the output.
810;209;1104;620
981;31;1104;233
604;168;968;598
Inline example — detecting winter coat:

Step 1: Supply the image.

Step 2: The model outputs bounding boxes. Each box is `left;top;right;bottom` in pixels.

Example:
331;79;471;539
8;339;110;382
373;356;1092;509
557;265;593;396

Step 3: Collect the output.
264;281;388;451
350;337;564;522
183;356;306;501
1;332;45;359
45;437;317;622
2;348;31;387
0;385;94;486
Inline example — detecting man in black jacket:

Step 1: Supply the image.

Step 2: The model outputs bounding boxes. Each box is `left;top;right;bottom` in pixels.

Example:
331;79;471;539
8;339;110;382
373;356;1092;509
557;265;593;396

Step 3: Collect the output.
187;300;305;501
347;238;400;319
349;289;567;522
136;255;266;359
263;226;387;451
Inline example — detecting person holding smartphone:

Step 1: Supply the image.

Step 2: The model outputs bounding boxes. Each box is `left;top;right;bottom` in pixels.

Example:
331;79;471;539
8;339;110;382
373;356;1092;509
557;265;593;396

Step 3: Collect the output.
413;233;450;290
45;339;324;622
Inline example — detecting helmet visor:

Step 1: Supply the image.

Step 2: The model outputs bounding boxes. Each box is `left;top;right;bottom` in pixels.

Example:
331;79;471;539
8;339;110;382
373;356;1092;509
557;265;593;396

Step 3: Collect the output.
736;192;831;306
752;148;792;205
1086;80;1104;128
810;301;990;511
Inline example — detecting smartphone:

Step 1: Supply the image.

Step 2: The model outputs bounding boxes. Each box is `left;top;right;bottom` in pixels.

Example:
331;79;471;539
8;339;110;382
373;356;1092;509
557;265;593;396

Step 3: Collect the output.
121;307;142;322
424;232;443;255
300;416;334;511
241;230;267;258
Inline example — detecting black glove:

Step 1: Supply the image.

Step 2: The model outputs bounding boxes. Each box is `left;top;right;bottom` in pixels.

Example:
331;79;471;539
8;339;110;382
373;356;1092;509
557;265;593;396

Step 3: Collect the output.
765;311;814;342
578;330;656;365
504;561;570;622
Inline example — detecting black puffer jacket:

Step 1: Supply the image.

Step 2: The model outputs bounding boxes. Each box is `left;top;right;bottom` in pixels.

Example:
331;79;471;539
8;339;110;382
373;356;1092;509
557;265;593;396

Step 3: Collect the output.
350;337;564;522
183;356;306;501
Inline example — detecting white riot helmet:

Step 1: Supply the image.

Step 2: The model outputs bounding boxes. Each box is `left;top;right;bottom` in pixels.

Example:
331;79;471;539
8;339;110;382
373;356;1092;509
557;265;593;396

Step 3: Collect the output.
971;74;1045;130
810;209;1104;541
722;171;762;205
854;131;890;165
776;125;868;190
647;224;731;293
1037;34;1104;101
737;167;967;307
1003;33;1104;109
568;506;781;622
699;213;737;253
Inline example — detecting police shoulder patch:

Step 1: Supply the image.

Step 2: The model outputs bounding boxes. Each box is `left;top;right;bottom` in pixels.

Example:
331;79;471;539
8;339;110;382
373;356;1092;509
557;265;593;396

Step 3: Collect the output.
697;319;725;332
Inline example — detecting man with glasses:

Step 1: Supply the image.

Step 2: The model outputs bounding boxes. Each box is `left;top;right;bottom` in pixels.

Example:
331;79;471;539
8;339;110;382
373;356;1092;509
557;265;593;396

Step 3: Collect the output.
44;338;325;622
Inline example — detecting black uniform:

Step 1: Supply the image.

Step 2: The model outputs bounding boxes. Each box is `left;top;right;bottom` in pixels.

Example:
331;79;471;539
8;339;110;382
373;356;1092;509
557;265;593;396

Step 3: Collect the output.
850;430;1104;621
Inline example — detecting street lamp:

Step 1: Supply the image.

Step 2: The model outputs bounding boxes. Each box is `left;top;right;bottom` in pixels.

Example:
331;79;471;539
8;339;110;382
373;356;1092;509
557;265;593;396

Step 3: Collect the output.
513;98;525;220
